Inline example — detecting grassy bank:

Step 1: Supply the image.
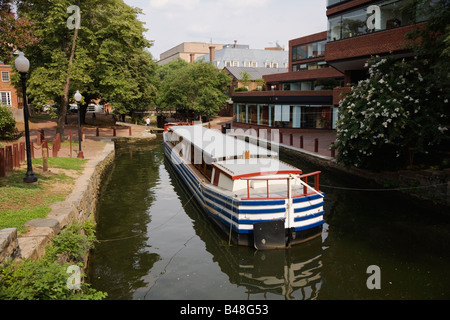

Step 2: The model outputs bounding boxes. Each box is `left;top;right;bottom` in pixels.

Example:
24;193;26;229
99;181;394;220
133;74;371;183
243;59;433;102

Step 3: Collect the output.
0;158;87;234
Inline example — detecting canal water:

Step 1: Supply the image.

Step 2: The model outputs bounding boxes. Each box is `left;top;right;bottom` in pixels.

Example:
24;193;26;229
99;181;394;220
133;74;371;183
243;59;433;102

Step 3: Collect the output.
87;136;450;300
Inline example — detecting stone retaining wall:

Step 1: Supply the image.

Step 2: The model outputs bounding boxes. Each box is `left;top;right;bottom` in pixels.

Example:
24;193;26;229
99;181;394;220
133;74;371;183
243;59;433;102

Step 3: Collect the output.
281;146;450;207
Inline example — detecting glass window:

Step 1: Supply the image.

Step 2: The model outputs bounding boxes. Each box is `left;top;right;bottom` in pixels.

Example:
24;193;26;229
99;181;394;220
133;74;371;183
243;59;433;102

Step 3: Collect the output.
235;104;246;123
341;8;368;39
292;40;327;61
327;0;347;7
1;71;10;82
259;105;269;126
248;105;258;124
328;15;342;41
327;0;429;42
0;91;12;106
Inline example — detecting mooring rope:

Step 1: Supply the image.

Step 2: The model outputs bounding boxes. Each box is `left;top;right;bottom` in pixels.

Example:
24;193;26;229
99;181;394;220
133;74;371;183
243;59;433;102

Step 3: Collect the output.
319;182;448;192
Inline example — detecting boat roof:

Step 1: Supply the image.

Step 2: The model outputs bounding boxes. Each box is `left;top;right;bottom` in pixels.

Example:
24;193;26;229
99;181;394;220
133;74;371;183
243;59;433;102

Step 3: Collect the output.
169;125;278;160
214;158;302;180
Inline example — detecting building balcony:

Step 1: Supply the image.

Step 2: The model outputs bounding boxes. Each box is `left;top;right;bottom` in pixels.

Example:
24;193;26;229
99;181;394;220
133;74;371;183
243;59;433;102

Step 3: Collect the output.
325;23;422;72
231;89;334;105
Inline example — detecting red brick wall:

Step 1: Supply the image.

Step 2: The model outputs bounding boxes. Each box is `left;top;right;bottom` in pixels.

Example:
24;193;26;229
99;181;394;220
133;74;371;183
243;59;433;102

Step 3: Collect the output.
325;24;421;62
289;31;328;48
326;0;374;16
264;67;343;83
0;65;20;109
232;90;334;99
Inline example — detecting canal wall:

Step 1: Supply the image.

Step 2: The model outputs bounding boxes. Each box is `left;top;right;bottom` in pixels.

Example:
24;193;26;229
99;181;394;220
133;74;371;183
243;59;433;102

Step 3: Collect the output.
0;134;157;264
0;142;116;263
281;145;450;208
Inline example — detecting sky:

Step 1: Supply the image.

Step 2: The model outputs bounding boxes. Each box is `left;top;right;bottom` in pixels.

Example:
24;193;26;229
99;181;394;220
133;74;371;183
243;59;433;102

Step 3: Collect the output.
123;0;328;61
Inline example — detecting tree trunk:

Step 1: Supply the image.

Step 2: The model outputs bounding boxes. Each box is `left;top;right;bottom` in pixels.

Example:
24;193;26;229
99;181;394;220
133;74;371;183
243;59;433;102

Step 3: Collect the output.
57;26;79;141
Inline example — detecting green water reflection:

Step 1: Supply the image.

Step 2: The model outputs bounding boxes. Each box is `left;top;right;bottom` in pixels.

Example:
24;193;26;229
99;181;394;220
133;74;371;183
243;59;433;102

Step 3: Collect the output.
87;137;450;300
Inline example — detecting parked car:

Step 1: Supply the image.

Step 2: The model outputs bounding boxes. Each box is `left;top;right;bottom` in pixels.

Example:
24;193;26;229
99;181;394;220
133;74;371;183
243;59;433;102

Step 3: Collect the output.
87;104;103;113
43;104;57;113
69;104;78;113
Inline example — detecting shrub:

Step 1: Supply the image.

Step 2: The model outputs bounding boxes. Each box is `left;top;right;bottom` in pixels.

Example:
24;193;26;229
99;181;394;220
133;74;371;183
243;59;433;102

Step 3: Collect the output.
0;220;107;300
334;56;449;170
0;259;106;300
0;105;16;140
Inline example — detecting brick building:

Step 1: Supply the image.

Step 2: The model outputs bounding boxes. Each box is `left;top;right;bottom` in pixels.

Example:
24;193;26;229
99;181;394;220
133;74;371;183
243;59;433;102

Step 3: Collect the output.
0;62;21;110
231;0;434;130
232;31;344;130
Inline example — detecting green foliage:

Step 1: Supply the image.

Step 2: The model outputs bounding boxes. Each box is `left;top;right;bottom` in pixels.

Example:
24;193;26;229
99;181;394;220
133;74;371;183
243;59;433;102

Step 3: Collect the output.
0;1;39;63
0;105;16;139
0;220;106;300
45;221;97;263
32;157;87;171
17;0;157;119
335;56;449;170
157;59;231;116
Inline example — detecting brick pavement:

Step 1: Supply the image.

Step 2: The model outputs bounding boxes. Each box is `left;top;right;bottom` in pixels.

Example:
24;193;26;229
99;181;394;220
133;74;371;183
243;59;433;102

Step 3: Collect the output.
220;119;337;160
22;113;148;160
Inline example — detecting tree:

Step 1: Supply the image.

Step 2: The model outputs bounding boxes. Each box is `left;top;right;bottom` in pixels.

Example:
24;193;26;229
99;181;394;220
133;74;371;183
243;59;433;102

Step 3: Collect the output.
334;55;448;170
0;105;16;139
157;59;231;118
335;0;450;170
16;0;156;136
0;0;39;63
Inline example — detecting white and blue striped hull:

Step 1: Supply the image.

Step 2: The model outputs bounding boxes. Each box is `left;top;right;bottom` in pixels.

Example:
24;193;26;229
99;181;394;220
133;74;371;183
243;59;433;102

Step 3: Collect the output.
163;141;325;248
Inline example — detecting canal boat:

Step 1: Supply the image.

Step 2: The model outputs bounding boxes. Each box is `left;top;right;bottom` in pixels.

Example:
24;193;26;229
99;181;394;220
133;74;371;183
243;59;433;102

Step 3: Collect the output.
163;123;325;249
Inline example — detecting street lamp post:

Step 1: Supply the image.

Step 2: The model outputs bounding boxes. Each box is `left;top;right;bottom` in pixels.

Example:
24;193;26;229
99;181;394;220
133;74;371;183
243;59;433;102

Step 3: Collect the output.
74;90;84;159
15;52;37;184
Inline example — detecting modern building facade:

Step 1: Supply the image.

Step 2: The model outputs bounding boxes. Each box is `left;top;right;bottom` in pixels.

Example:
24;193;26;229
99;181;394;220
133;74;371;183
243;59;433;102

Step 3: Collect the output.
231;0;435;130
232;32;344;130
158;42;225;66
224;66;288;93
325;0;431;84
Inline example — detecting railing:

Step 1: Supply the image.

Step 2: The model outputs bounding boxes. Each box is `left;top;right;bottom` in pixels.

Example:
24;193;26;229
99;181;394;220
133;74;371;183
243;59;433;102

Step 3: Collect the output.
241;171;322;200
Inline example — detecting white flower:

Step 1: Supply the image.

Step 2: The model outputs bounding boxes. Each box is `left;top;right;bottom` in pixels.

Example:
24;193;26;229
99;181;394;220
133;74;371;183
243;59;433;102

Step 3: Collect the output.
438;126;448;133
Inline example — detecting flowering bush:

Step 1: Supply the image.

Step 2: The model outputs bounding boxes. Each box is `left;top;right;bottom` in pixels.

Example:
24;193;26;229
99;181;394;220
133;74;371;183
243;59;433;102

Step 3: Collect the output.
0;105;16;140
335;56;449;170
